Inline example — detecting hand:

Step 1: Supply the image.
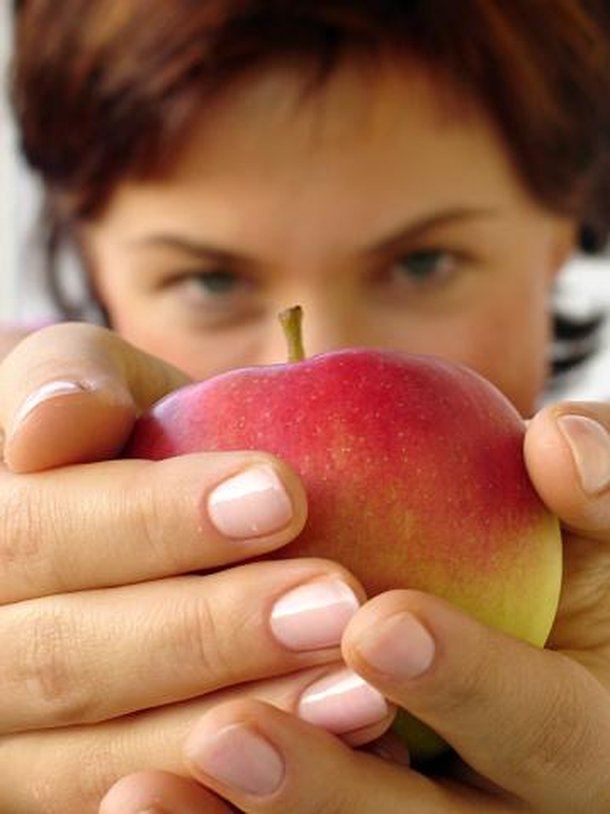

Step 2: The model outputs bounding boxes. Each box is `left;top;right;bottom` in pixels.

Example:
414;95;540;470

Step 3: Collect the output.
0;324;394;813
101;400;610;813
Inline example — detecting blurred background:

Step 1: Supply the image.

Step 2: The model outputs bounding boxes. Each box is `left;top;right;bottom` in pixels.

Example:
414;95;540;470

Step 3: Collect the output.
1;2;609;400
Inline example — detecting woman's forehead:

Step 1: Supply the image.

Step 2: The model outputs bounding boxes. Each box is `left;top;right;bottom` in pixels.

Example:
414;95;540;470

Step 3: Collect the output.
150;59;504;197
95;59;543;273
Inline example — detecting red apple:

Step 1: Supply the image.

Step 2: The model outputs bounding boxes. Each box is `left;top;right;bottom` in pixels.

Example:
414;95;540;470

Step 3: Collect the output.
125;307;562;761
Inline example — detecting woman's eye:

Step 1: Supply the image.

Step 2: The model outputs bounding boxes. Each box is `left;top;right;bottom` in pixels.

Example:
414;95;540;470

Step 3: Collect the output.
391;250;459;286
174;268;252;304
165;268;257;318
188;269;241;296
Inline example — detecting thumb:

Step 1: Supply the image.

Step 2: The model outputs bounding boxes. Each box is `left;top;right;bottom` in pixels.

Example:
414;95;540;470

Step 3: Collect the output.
0;322;190;473
524;400;610;538
342;590;610;812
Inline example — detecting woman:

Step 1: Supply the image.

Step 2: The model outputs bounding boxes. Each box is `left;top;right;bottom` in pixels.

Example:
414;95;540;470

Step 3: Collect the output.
4;1;610;811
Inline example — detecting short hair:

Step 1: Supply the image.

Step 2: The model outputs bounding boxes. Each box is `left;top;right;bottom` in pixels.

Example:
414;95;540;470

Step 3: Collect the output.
10;0;610;373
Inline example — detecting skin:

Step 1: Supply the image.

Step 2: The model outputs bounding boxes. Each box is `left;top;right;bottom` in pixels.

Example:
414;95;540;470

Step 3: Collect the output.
1;57;609;813
85;60;575;414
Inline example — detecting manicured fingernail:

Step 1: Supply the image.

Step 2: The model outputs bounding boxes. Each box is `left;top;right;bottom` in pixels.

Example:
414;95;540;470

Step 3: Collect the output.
558;414;610;496
356;612;435;680
12;380;88;433
208;465;293;539
186;723;284;796
271;578;360;650
298;667;388;733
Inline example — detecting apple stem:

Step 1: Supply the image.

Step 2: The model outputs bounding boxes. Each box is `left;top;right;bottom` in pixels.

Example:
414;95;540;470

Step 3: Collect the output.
279;306;306;362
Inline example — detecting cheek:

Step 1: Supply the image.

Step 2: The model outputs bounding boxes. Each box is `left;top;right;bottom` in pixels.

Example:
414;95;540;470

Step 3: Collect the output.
99;296;192;374
111;310;258;381
456;299;552;417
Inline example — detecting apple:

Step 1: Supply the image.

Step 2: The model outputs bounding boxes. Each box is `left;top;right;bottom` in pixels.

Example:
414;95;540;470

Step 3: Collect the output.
124;306;562;762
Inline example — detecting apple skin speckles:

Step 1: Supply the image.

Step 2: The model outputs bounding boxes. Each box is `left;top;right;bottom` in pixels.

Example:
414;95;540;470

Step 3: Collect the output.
126;347;561;646
125;347;562;761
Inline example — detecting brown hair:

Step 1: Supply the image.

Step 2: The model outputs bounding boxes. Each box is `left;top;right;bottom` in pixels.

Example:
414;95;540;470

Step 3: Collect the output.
11;0;610;321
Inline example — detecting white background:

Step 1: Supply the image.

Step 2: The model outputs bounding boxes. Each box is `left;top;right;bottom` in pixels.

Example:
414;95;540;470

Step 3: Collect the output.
1;4;609;399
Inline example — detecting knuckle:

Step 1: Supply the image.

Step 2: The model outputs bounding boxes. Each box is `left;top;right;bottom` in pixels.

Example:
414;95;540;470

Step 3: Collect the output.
0;734;50;812
316;794;354;814
3;729;122;814
268;783;348;814
16;600;92;727
131;474;168;554
128;463;192;571
431;625;496;717
517;660;598;781
63;731;123;813
289;778;354;814
0;473;84;602
0;477;46;599
173;589;234;683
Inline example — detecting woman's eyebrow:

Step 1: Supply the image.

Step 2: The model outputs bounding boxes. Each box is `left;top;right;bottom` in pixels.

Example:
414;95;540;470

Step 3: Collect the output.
365;206;501;258
128;234;251;266
128;205;499;263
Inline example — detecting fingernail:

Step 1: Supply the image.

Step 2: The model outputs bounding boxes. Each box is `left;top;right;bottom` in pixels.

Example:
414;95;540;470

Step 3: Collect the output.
557;414;610;496
271;578;360;650
12;380;88;433
355;612;435;680
207;465;293;539
186;723;284;796
298;667;388;734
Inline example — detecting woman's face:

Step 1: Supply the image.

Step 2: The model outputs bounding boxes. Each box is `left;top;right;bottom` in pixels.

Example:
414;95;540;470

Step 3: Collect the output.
86;58;576;416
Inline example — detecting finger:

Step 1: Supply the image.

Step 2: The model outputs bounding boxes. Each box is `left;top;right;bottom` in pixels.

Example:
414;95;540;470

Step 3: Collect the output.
0;450;306;602
524;401;610;681
2;561;379;733
181;699;505;814
0;666;392;813
342;590;610;812
100;770;231;814
0;322;190;472
101;733;413;814
524;401;610;538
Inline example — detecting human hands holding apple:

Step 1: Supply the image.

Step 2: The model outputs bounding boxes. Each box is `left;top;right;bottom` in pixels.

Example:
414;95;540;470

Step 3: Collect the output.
0;319;609;813
124;305;563;762
0;322;390;813
101;308;610;813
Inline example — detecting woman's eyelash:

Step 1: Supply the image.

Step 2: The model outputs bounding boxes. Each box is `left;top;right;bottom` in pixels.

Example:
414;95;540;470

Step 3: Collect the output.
188;269;241;293
163;268;246;297
391;250;461;282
